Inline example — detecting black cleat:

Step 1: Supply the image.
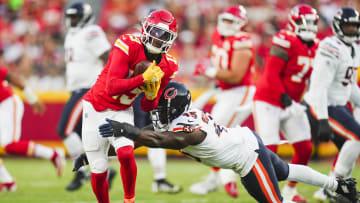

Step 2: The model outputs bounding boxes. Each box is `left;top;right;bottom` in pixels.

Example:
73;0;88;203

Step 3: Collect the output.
107;168;117;190
152;179;182;194
329;177;359;203
66;170;90;191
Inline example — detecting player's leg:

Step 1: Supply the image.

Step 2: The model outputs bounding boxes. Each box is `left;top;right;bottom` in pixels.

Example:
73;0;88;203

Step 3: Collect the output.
133;94;181;193
109;108;137;202
0;158;16;192
82;100;111;203
327;106;360;178
280;112;312;202
0;95;65;176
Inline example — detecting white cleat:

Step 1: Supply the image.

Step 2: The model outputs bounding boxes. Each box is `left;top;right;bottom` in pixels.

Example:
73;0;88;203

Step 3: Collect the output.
189;172;221;195
313;188;328;202
151;179;182;194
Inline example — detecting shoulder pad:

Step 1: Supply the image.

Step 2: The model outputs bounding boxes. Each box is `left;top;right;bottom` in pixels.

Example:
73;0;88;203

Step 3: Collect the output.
84;25;103;40
232;34;253;49
317;38;341;59
272;30;293;49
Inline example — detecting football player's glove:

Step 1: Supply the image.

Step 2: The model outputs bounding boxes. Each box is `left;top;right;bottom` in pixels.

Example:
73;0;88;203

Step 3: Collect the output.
142;79;161;100
99;118;140;140
317;119;333;142
72;153;89;172
142;60;164;83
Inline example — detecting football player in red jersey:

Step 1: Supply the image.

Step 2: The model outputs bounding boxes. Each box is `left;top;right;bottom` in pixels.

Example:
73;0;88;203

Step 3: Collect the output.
192;5;256;198
253;4;319;202
0;66;65;191
81;9;178;203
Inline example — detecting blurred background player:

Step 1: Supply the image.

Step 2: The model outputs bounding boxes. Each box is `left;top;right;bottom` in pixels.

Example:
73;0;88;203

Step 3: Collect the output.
59;2;116;191
304;7;360;201
81;9;178;203
0;65;64;191
0;158;16;191
133;94;182;193
191;5;256;197
253;4;319;202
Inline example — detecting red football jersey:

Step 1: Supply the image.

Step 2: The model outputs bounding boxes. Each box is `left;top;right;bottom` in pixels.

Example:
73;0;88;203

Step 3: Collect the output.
254;30;319;107
84;34;178;112
211;29;255;90
0;67;13;102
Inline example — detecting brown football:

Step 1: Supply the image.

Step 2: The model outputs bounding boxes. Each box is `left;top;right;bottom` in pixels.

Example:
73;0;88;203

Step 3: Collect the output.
133;60;153;76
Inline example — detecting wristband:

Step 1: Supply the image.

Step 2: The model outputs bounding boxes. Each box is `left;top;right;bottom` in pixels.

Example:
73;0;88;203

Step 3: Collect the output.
23;87;38;104
205;67;218;78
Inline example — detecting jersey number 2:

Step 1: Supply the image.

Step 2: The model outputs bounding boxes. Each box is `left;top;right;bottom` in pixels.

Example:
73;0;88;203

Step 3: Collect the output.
291;56;313;83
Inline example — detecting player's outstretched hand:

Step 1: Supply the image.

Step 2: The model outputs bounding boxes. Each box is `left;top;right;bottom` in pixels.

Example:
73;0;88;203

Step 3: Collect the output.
72;153;88;172
99;119;141;140
317;119;333;142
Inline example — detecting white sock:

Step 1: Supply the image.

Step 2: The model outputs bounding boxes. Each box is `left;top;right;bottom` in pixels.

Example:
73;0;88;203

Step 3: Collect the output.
34;144;54;159
148;148;166;180
219;169;238;185
334;140;360;178
287;164;338;192
63;132;83;158
0;161;14;183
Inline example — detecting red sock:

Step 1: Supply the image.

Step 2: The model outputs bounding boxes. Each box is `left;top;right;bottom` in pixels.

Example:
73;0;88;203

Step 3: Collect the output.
117;146;137;200
266;144;278;153
211;167;220;172
4;140;35;156
91;171;109;203
289;140;312;186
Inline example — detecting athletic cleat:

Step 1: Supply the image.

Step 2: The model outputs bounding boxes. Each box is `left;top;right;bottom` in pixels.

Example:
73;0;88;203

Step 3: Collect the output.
313;188;327;202
152;179;182;193
332;177;359;203
282;184;307;202
107;167;117;190
224;182;238;198
0;181;17;192
51;148;65;177
66;170;90;191
190;172;221;195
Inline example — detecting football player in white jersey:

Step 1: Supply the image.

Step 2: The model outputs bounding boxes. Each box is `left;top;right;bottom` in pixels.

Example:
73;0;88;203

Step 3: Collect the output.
59;2;115;191
303;7;360;201
94;82;358;203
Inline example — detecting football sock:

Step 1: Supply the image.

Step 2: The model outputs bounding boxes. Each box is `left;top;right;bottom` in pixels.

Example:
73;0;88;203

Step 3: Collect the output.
148;148;166;180
63;132;83;158
288;140;312;186
4;140;33;156
34;144;55;159
334;140;360;178
287;164;337;192
0;159;14;183
91;171;109;203
117;146;137;200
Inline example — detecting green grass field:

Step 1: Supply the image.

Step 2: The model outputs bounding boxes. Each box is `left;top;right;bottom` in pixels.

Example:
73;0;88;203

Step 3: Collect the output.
0;157;359;203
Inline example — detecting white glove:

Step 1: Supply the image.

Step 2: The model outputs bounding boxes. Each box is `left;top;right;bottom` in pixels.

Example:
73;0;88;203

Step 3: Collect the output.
285;101;306;117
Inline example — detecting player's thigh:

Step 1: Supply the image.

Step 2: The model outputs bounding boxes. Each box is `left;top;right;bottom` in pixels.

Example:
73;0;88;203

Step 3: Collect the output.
281;112;311;143
328;105;360;142
108;107;135;150
253;101;282;145
0;96;24;146
212;86;252;127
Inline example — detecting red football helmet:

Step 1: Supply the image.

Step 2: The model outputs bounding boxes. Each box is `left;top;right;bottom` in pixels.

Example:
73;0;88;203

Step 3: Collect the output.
288;4;319;41
141;9;177;54
217;5;248;37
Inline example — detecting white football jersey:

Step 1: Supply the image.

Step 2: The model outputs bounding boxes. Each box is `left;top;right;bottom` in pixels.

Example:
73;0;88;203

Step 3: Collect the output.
64;25;111;92
169;108;259;177
304;36;360;119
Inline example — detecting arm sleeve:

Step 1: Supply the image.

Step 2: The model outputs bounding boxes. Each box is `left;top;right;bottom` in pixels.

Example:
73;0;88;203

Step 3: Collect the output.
305;44;338;119
264;49;287;95
351;69;360;107
86;26;111;57
105;48;144;96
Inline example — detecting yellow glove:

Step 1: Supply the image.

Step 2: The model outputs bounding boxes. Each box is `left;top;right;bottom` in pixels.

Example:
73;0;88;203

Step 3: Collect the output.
142;61;164;83
142;80;161;100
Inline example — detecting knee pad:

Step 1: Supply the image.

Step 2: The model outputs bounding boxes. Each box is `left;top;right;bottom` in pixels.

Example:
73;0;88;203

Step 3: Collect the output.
90;158;108;174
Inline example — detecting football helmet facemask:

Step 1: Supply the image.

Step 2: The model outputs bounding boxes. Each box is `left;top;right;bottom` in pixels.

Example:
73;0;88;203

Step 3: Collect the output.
141;9;178;54
332;7;360;45
65;2;94;28
288;4;319;41
150;82;191;131
217;5;248;37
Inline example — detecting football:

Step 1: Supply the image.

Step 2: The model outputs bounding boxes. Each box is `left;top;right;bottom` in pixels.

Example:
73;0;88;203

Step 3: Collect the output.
133;60;153;76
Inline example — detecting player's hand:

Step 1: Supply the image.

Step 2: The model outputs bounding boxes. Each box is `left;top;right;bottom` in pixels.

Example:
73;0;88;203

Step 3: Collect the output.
142;60;164;83
285;101;306;117
141;80;161;100
99;118;140;139
317;119;333;142
31;101;46;115
72;153;89;172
